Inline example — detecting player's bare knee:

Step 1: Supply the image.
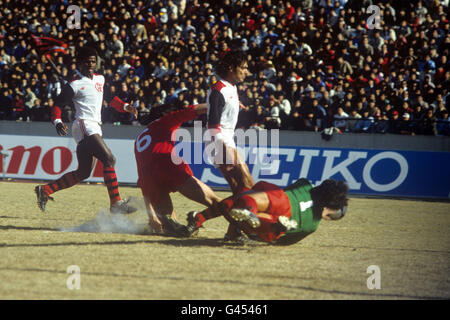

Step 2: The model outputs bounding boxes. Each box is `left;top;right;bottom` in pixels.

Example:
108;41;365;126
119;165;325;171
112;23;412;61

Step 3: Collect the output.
220;164;235;173
102;154;116;167
77;168;91;181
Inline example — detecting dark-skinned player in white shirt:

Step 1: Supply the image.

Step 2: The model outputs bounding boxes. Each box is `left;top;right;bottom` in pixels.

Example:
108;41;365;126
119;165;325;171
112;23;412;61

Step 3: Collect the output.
34;46;137;214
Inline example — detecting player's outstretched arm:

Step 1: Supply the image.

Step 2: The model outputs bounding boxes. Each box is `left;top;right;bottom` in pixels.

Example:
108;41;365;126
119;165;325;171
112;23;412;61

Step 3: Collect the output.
124;100;138;118
52;84;74;136
144;198;164;234
193;103;207;115
109;96;138;119
239;101;249;111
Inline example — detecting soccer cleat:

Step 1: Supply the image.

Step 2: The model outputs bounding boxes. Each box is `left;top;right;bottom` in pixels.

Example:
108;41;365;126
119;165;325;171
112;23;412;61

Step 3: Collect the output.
229;208;261;229
223;225;259;244
110;199;138;214
34;185;54;212
160;215;189;237
185;211;200;237
223;231;259;245
277;216;298;232
224;225;245;241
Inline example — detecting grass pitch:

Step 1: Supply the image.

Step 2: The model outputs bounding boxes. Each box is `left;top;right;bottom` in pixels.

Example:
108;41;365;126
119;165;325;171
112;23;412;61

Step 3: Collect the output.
0;180;449;300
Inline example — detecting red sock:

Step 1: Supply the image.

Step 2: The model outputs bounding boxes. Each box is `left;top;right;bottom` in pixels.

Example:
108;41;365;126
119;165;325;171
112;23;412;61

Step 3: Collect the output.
42;171;80;195
220;197;234;212
235;194;258;214
103;166;121;205
194;211;207;228
194;197;234;228
256;216;279;243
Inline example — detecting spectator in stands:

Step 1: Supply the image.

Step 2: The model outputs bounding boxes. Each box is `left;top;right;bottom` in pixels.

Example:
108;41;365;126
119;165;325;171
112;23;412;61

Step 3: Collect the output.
417;109;437;136
372;112;390;134
117;58;131;78
412;104;426;122
29;98;46;122
303;112;318;132
107;34;124;58
0;89;12;120
11;94;27;121
333;107;349;133
152;60;168;80
399;113;417;136
436;110;449;136
400;102;414;119
416;95;430;110
262;61;277;81
346;109;362;133
312;98;327;131
354;110;374;133
251;103;267;130
336;56;353;78
277;91;291;130
388;111;402;134
265;98;281;130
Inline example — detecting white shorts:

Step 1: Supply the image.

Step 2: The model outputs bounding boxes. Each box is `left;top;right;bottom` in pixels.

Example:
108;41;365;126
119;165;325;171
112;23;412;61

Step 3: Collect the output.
72;119;102;144
204;138;238;167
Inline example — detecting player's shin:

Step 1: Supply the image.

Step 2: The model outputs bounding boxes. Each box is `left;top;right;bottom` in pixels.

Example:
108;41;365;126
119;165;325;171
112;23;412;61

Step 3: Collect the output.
193;197;234;228
103;166;121;204
42;171;80;195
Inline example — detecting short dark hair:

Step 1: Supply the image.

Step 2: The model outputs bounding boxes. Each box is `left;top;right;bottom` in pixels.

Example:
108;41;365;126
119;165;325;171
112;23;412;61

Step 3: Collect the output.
140;103;184;125
215;50;247;79
76;46;97;61
310;179;349;211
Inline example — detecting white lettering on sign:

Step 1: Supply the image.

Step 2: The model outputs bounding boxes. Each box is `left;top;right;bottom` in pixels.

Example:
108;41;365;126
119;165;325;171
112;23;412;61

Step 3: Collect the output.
363;152;408;192
320;151;368;189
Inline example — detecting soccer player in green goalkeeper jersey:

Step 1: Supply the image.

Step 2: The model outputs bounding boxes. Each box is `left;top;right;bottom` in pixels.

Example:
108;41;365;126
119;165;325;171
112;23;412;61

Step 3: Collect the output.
186;178;349;245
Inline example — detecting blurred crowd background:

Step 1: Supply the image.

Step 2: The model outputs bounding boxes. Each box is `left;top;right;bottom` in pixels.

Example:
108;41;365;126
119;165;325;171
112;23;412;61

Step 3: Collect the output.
0;0;449;136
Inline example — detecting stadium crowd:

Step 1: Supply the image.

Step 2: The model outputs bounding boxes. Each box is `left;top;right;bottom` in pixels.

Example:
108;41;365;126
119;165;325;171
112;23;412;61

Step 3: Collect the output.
0;0;449;136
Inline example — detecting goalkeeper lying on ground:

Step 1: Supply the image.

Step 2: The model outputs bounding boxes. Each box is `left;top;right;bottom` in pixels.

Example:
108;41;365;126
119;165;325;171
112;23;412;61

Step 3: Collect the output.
185;178;349;245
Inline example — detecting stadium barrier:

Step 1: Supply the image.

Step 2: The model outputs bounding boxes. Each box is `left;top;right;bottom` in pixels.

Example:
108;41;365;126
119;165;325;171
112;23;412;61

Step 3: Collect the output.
1;121;449;199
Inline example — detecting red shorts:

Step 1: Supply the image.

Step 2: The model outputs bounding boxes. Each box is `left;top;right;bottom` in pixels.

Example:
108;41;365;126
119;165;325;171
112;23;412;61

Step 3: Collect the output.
252;181;292;220
137;154;193;205
251;181;292;243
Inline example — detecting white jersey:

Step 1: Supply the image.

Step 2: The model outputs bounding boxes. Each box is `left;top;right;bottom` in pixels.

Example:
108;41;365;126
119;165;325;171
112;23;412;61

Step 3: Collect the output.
69;74;105;123
206;78;240;145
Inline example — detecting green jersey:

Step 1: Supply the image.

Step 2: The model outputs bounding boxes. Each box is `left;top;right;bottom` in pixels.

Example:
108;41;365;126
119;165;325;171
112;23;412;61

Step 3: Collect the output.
277;178;321;245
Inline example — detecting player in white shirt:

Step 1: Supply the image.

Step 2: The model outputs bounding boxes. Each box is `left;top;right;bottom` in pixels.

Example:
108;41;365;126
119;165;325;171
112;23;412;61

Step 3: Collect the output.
195;50;255;241
34;46;137;214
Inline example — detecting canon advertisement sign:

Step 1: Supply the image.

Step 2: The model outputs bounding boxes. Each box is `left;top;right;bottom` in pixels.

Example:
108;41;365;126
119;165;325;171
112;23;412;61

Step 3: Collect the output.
0;135;137;183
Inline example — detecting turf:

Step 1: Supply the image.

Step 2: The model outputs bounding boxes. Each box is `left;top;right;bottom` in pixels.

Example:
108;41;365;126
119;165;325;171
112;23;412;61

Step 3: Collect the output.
0;181;449;299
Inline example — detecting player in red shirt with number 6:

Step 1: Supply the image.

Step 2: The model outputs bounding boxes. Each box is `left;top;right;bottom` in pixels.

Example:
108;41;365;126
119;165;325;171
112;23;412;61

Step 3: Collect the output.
134;103;222;235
